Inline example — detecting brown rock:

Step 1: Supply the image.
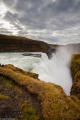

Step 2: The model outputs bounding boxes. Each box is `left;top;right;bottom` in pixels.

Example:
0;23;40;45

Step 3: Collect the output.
0;34;53;59
0;64;80;120
71;54;80;99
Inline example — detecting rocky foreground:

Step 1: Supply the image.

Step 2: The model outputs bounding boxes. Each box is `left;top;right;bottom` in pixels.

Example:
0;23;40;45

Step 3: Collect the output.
0;55;80;120
0;34;80;119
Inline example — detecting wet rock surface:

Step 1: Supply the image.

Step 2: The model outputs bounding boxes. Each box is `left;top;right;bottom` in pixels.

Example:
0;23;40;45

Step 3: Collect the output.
22;53;42;58
71;54;80;99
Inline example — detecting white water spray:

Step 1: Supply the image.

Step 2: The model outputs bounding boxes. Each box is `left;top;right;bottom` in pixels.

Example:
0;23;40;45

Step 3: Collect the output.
34;46;73;95
0;45;79;95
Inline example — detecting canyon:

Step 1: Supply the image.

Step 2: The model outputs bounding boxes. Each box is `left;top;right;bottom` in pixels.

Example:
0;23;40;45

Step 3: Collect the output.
0;34;57;59
0;34;80;119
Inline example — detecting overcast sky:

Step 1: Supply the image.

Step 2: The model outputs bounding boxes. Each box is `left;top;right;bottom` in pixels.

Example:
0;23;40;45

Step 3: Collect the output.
0;0;80;44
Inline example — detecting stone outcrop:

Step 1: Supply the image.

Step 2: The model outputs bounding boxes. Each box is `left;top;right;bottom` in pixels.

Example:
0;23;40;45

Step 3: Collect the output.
0;34;53;59
71;54;80;100
22;53;42;58
49;44;58;52
0;64;80;120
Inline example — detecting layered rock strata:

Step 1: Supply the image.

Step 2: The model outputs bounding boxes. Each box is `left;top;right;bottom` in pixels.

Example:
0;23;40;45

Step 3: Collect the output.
0;34;54;59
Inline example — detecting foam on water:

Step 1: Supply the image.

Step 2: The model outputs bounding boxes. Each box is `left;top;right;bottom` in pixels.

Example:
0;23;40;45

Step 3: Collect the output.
33;46;73;95
0;52;41;72
0;47;73;95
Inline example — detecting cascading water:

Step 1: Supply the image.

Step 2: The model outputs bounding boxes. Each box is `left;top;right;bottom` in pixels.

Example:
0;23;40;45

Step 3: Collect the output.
33;46;73;95
0;45;74;95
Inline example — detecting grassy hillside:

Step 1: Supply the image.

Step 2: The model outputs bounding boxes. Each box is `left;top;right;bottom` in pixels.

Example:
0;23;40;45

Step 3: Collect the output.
0;64;80;120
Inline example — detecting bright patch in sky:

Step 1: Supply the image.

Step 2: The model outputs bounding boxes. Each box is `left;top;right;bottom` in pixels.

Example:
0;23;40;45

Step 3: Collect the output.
0;0;80;44
1;21;11;29
0;2;7;17
0;2;19;35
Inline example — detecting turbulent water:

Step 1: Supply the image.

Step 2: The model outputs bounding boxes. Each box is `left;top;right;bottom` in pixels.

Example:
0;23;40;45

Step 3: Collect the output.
0;47;73;95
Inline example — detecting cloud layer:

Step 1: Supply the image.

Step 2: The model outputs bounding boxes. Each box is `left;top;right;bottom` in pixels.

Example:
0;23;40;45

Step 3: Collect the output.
0;0;80;44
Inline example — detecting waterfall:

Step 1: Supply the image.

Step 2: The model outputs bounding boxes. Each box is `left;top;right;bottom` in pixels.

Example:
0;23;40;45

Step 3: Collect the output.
33;46;73;95
0;44;79;95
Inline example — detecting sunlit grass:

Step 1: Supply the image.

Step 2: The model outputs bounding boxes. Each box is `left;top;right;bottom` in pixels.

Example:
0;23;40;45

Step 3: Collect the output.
0;93;9;100
0;64;80;119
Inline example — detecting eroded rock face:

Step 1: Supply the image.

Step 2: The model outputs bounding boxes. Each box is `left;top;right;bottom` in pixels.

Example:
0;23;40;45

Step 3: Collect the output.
22;53;42;58
71;54;80;99
0;64;42;120
0;34;53;59
0;64;80;120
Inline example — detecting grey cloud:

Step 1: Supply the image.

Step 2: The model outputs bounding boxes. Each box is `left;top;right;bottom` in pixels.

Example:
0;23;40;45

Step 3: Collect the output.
3;0;80;14
47;0;80;13
3;0;80;27
3;11;25;31
54;0;75;11
4;11;18;22
0;27;14;35
2;0;80;44
2;0;17;9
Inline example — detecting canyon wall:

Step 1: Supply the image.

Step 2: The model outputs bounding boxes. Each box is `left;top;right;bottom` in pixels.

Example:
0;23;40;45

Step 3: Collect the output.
71;54;80;99
0;34;54;58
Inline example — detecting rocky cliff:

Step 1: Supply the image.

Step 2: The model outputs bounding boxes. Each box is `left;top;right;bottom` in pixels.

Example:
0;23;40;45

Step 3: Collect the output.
0;64;80;120
0;34;53;59
71;54;80;100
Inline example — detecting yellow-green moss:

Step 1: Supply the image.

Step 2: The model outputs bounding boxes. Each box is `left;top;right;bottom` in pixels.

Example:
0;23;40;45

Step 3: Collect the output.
4;64;38;79
0;65;80;120
5;81;13;88
15;87;22;94
19;101;39;120
71;54;80;99
2;77;14;88
0;93;9;100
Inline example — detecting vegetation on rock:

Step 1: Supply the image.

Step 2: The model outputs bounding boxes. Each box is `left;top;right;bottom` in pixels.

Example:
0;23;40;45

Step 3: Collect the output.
19;101;40;120
0;64;80;120
0;94;9;100
71;54;80;99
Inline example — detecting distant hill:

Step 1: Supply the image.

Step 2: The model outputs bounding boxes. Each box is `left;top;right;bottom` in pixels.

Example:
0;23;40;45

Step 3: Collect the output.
0;34;55;58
